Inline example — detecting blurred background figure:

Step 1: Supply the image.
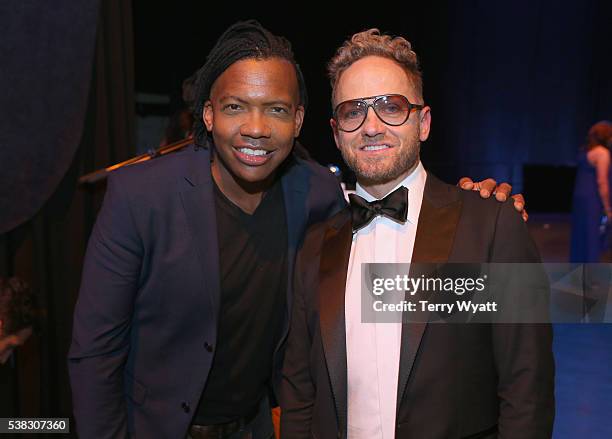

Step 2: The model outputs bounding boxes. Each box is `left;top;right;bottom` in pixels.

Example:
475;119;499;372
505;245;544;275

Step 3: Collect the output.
0;277;38;365
158;73;197;147
570;121;612;262
158;106;193;146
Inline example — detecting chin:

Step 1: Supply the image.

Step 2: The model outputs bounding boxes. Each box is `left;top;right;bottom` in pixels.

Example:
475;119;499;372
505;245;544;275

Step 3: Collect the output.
233;167;276;184
357;163;395;178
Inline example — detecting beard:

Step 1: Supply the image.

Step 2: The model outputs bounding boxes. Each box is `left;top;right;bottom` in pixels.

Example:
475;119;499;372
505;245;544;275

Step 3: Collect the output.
340;132;421;186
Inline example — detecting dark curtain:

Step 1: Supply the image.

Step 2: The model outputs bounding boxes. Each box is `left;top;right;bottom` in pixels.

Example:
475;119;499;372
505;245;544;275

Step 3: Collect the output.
424;0;612;190
0;1;99;234
0;1;135;434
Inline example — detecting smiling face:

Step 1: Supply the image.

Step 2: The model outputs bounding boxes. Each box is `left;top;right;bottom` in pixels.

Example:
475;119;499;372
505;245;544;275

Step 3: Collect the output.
203;57;304;188
330;56;431;193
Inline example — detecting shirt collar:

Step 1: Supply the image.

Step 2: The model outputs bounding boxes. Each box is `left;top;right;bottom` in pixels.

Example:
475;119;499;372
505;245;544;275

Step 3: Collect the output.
355;161;426;225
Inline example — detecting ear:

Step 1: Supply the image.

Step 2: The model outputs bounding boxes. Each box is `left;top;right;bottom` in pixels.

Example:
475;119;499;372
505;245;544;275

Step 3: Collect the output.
418;106;431;142
330;118;341;151
203;100;214;132
293;105;305;138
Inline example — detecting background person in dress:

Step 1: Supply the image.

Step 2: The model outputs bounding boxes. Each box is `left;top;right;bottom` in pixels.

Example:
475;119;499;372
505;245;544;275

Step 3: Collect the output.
570;120;612;262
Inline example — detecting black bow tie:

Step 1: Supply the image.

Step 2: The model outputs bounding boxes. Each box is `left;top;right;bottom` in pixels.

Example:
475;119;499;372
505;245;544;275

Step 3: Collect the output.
349;186;409;232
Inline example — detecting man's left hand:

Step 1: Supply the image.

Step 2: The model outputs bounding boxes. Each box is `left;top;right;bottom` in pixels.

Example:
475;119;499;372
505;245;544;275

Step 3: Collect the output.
458;177;528;222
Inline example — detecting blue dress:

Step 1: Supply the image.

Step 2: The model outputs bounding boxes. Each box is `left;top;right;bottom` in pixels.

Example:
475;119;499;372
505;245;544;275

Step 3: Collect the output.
570;150;612;262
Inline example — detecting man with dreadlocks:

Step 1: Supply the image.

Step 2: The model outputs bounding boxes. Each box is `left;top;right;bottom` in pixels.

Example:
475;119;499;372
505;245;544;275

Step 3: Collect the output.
68;20;345;439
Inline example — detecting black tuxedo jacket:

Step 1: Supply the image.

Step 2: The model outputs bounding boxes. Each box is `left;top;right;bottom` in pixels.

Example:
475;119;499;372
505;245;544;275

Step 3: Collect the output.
280;173;555;439
68;145;346;439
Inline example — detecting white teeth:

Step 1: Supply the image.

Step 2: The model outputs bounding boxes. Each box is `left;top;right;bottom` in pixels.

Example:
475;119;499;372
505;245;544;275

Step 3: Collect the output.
238;148;268;156
363;144;390;151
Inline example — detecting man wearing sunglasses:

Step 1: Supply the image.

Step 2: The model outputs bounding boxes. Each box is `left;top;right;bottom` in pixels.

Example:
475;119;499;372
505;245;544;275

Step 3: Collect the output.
280;29;554;439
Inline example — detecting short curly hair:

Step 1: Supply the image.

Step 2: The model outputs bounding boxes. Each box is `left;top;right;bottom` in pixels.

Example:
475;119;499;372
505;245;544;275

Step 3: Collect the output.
585;120;612;151
0;277;38;335
327;28;423;105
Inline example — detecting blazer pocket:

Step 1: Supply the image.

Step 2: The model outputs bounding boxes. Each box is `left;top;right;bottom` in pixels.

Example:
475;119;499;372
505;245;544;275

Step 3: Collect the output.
124;371;148;406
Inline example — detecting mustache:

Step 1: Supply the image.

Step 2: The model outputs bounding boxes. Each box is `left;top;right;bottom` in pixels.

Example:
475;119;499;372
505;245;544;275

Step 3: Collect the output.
355;138;398;149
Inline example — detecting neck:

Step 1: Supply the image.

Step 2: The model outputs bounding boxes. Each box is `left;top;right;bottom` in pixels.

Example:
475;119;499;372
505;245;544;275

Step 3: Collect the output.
211;151;276;214
359;160;419;199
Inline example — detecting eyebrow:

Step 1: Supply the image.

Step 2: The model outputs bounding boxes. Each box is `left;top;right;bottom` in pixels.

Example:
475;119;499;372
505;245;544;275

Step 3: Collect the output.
218;95;294;108
218;95;250;104
263;100;294;108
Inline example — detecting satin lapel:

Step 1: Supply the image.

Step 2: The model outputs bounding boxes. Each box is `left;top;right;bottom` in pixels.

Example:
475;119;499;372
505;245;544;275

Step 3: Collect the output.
318;209;352;434
396;174;463;409
178;148;221;324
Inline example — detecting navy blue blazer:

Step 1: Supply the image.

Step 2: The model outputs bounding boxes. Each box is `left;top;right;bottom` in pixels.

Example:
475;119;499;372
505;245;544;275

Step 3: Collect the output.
68;145;346;439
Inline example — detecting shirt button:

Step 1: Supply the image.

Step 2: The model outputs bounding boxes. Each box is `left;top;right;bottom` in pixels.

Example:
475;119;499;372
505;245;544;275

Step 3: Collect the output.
204;342;213;353
181;402;190;413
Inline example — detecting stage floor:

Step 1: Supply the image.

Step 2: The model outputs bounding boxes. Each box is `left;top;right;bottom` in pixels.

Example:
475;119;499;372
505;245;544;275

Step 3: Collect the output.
528;214;612;438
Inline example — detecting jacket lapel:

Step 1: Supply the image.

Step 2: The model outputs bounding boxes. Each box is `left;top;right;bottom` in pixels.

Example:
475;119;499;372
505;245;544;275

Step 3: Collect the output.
276;159;308;352
318;209;352;435
396;174;463;408
178;147;221;324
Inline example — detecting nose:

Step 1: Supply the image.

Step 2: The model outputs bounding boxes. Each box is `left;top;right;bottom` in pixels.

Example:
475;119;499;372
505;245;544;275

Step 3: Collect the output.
240;110;271;139
361;106;386;137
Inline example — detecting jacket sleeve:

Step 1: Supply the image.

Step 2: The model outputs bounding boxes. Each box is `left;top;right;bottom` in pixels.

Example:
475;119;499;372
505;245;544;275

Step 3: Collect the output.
280;248;315;439
68;172;143;439
489;202;555;439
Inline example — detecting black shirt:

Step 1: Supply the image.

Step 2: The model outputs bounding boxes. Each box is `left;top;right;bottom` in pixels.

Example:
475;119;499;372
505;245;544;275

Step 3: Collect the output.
194;178;288;424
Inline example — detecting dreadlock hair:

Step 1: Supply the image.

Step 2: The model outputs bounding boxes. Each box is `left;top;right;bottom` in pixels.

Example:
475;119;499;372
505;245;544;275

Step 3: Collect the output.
192;20;308;148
